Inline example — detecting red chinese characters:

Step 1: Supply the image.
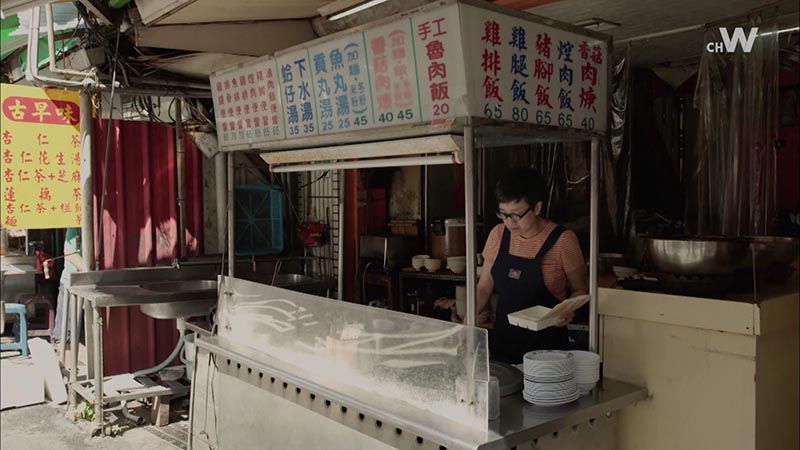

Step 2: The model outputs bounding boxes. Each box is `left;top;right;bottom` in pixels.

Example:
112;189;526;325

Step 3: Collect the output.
481;20;504;103
1;97;79;126
417;17;450;117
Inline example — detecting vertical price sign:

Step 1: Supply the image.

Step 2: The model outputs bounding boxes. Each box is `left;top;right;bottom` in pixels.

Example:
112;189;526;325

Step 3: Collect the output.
1;84;81;229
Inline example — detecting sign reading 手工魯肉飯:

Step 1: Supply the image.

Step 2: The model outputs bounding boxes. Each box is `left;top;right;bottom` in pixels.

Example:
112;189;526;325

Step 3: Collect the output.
1;84;82;230
209;2;608;151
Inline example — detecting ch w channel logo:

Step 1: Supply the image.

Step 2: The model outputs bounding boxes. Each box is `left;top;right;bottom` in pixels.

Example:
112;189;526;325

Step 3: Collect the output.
706;27;758;53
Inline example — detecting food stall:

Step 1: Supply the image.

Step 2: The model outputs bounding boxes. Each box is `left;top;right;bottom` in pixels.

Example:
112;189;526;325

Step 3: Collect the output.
189;1;648;449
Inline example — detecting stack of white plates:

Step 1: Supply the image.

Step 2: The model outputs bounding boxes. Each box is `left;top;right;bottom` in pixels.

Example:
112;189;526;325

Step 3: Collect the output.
569;350;600;394
522;351;580;406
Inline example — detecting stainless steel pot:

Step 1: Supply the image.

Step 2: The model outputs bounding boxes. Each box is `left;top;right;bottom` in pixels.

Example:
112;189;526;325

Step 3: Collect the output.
641;235;799;276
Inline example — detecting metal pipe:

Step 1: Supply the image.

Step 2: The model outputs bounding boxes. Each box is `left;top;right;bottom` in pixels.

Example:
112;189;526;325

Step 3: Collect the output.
215;153;227;254
45;4;95;79
464;126;477;327
25;8;91;89
589;138;599;353
271;153;461;173
93;304;104;435
227;153;235;278
79;92;95;271
120;401;146;426
337;175;345;301
132;335;185;377
58;289;69;364
68;294;78;412
176;99;187;260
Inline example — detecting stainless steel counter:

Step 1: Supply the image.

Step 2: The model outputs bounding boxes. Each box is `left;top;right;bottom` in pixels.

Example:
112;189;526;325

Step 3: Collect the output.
192;334;647;450
68;283;216;307
483;378;646;449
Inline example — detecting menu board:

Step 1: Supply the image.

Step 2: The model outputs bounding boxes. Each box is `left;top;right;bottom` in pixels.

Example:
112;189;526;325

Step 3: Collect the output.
461;4;608;131
310;34;375;134
411;6;468;122
210;60;284;147
363;20;422;127
276;49;319;138
1;84;81;229
209;2;609;150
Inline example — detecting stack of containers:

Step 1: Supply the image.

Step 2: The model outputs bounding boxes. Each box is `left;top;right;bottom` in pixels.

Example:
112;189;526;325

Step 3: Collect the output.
569;351;600;394
522;351;580;407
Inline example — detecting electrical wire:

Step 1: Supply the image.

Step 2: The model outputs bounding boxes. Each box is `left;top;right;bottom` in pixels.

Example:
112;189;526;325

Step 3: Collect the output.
95;27;121;269
298;171;329;189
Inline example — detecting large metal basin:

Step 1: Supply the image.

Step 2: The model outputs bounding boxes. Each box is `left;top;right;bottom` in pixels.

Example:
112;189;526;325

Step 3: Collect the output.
270;273;336;296
140;299;215;319
272;274;316;285
642;235;799;276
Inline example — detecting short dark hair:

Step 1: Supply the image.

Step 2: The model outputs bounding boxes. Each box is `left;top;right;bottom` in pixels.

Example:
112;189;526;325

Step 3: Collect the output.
495;167;547;207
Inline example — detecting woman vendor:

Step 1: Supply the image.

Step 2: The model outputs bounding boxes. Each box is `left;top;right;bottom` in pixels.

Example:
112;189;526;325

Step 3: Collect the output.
473;167;588;364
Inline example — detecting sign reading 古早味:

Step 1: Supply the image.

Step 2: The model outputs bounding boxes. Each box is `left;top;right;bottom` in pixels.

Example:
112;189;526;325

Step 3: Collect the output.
210;1;608;151
1;84;82;230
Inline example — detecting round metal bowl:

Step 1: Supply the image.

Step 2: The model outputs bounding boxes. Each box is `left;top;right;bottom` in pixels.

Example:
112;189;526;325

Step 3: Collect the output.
641;235;799;276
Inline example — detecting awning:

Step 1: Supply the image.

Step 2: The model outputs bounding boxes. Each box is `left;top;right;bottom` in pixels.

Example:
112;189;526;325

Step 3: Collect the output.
261;135;464;173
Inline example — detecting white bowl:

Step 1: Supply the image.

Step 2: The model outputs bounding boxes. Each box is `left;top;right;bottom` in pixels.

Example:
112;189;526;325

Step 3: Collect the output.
448;263;467;274
424;258;442;272
612;265;638;279
447;256;466;265
412;255;429;271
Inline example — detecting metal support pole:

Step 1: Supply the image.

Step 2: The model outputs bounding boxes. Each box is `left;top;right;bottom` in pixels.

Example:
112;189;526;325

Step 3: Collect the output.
589;138;600;353
84;301;94;380
93;304;104;434
79;92;94;271
68;294;78;413
176;99;187;260
227;153;235;278
215;153;227;254
464;126;477;327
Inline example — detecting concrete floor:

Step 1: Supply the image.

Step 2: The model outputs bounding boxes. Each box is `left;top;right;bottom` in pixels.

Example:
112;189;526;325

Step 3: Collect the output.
1;404;186;450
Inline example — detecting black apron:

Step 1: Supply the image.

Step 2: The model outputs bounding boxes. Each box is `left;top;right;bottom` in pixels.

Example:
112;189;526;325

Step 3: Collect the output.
489;226;569;364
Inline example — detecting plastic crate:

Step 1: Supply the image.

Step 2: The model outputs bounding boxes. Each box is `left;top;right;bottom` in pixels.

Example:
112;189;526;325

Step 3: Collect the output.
234;184;284;256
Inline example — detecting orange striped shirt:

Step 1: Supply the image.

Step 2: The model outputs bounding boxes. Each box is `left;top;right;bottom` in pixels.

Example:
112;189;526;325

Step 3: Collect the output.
482;222;585;300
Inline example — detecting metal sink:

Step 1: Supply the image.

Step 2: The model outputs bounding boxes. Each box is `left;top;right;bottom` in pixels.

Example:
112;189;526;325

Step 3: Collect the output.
268;273;336;296
140;299;215;320
142;280;218;293
138;279;218;319
272;274;316;286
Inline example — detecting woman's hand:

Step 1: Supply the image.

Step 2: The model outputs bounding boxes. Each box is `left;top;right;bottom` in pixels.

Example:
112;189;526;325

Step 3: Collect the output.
555;310;574;327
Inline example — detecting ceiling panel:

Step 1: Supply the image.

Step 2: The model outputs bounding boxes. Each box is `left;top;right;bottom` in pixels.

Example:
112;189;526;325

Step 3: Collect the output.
155;0;331;24
526;0;799;66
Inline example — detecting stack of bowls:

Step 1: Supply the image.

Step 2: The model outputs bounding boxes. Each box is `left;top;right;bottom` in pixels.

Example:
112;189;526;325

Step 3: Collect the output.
568;351;600;394
522;350;580;407
447;256;467;274
411;255;429;271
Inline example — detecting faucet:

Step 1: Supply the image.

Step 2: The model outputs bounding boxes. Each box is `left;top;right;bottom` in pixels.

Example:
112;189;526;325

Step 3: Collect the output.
172;258;181;269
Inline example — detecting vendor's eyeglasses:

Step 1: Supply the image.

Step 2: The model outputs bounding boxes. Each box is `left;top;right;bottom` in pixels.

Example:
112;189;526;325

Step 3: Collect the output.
496;207;532;223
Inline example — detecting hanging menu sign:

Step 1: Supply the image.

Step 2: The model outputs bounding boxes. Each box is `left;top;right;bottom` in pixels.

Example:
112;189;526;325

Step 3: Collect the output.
411;6;468;122
0;84;81;229
209;2;608;150
277;49;319;138
211;60;284;147
363;20;421;127
461;3;608;131
310;34;374;134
